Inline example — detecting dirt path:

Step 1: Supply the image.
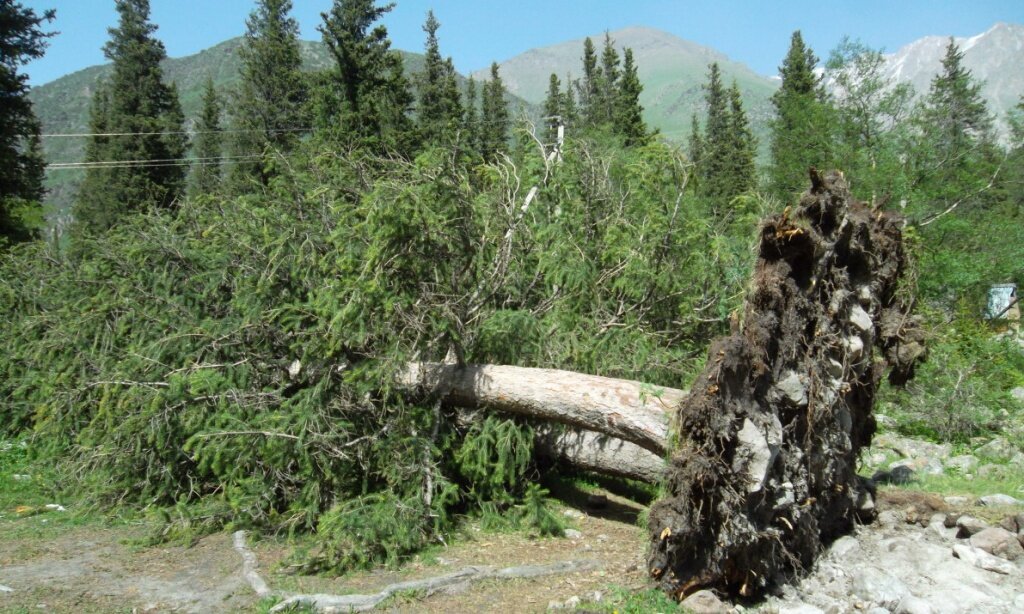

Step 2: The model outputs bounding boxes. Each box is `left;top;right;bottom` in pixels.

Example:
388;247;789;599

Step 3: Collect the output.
0;492;649;613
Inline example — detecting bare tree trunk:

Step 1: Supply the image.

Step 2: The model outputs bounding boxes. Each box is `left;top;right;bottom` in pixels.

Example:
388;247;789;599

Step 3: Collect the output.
397;363;683;455
533;425;666;484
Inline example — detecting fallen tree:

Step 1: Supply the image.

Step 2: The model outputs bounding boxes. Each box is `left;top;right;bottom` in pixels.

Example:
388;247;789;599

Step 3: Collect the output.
388;172;925;602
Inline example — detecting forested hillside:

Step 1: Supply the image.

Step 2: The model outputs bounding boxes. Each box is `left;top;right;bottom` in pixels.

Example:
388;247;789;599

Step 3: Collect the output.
2;0;1024;610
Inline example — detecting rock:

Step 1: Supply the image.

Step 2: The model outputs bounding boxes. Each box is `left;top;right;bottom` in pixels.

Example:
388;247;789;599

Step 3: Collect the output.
955;515;990;538
975;437;1018;461
976;464;1011;480
851;567;910;609
890;456;943;476
873;433;952;461
977;493;1021;507
943;496;969;507
849;304;873;333
896;595;934;614
777;371;808;407
0;585;12;593
872;465;915;485
999;515;1019;534
562;509;584;520
928;514;957;540
845;336;865;362
877;510;901;528
944;455;979;474
952;543;1018;574
563;529;582;539
732;416;781;493
1010;387;1024;404
563;596;581;608
874;413;895;429
1009;452;1024;468
943;513;960;529
778;604;825;614
547;599;564;610
829;535;860;558
679;589;729;613
969;527;1024;561
596;534;608;542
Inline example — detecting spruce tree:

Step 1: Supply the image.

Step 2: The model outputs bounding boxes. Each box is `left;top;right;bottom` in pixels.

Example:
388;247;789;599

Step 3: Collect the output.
615;48;648;146
317;0;415;154
688;113;704;188
919;38;992;162
73;0;186;236
561;77;579;131
596;33;621;126
700;62;731;200
768;31;833;197
0;0;54;245
914;38;995;215
543;73;562;143
191;77;223;197
578;37;601;127
480;62;509;162
463;76;480;152
416;11;462;146
228;0;306;191
726;82;756;195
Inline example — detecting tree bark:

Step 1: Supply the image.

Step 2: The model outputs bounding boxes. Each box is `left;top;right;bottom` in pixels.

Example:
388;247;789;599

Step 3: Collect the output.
533;425;666;484
397;362;683;455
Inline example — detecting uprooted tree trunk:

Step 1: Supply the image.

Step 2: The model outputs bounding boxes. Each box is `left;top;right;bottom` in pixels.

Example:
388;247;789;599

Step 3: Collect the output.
647;170;925;600
395;171;924;601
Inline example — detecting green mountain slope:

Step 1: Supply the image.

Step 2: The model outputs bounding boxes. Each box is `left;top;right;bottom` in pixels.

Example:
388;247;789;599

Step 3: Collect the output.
472;26;779;145
29;38;533;222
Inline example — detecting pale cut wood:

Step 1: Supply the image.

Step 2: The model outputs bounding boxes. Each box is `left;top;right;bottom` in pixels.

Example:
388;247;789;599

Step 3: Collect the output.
398;363;684;455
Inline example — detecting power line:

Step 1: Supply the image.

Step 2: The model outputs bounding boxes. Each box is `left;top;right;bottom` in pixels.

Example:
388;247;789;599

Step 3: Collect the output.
46;154;263;171
40;127;313;138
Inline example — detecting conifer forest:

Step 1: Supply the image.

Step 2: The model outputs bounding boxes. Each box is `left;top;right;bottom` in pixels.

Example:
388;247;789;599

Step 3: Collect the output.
2;1;1024;611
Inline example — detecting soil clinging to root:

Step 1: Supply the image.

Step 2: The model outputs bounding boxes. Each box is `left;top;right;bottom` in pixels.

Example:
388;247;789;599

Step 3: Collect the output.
648;170;926;600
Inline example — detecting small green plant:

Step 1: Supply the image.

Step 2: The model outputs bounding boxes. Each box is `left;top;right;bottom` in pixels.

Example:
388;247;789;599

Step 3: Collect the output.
519;483;565;536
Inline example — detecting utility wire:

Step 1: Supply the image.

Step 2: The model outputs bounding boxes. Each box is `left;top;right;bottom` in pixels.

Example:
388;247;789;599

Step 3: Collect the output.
40;127;313;138
47;154;263;171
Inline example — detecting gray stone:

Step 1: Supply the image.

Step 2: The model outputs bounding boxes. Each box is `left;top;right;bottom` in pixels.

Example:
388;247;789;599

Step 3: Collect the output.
944;455;979;474
845;335;865;362
977;464;1011;479
851;567;910;609
956;515;990;537
733;416;781;493
975;437;1018;461
952;543;1018;574
878;510;901;528
778;604;825;614
896;595;934;614
1010;386;1024;404
562;529;582;539
777;371;808;406
1009;452;1024;468
563;596;581;608
850;304;873;333
977;493;1022;507
679;589;729;613
890;456;944;476
943;495;969;507
970;527;1024;561
873;433;952;460
829;535;861;558
874;413;895;429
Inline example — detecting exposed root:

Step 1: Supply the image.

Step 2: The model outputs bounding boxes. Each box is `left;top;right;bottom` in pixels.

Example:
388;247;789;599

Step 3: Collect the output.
232;530;276;599
648;170;925;599
232;530;600;613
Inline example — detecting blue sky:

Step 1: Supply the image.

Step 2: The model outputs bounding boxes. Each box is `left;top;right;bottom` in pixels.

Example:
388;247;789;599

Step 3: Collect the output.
21;0;1024;86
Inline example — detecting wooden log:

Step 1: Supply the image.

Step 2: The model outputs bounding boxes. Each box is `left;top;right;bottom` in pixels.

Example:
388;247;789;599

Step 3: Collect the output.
397;362;684;455
533;425;666;484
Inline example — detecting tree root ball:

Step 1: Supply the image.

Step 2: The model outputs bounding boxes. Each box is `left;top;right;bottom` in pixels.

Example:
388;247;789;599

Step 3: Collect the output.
647;170;925;600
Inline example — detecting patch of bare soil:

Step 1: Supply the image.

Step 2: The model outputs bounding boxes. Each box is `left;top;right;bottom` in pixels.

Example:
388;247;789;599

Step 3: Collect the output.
0;491;650;613
0;523;254;613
